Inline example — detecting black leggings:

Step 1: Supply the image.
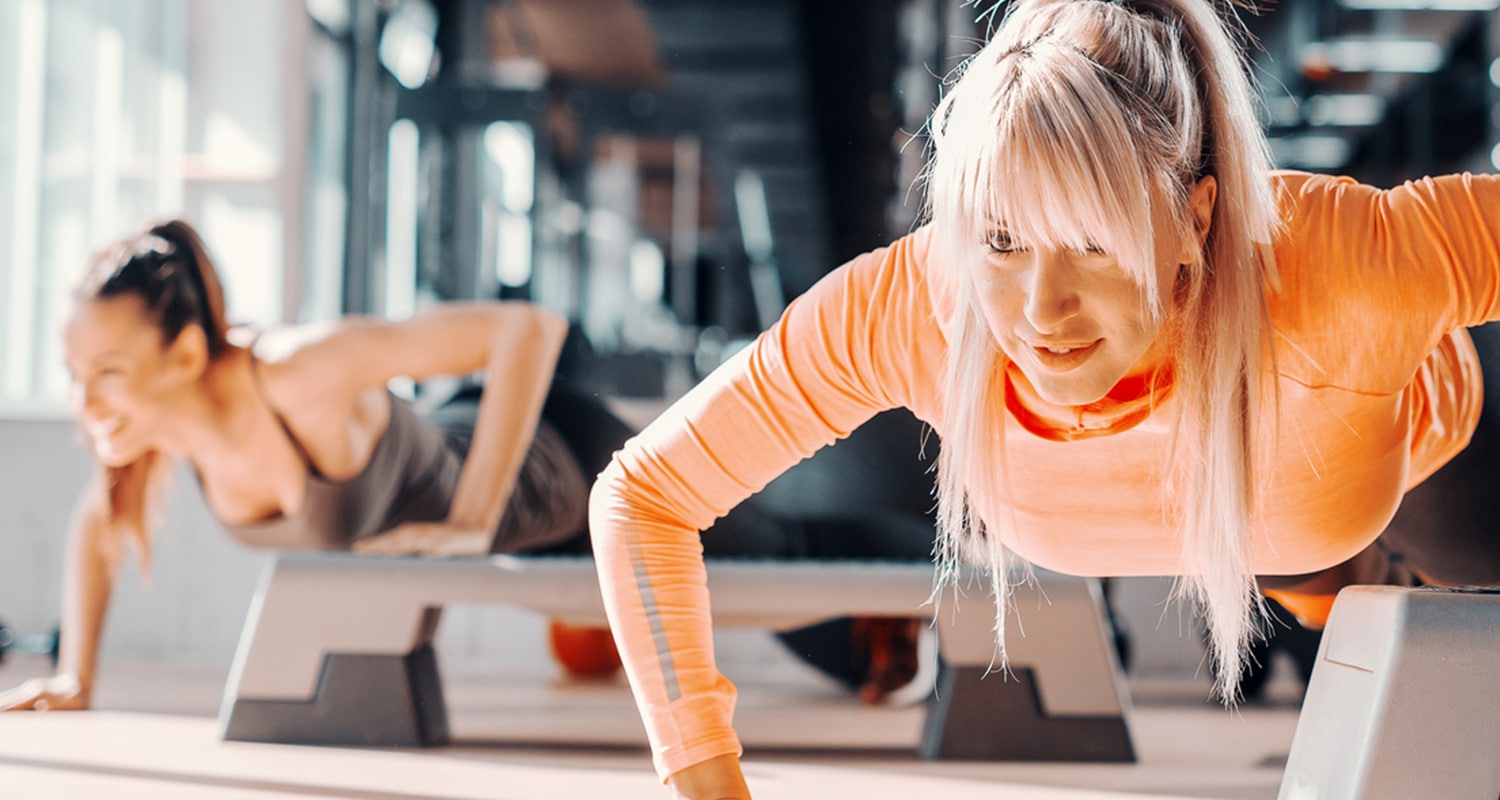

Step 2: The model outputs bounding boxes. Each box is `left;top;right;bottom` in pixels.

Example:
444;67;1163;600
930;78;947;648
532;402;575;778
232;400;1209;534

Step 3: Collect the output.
430;383;940;567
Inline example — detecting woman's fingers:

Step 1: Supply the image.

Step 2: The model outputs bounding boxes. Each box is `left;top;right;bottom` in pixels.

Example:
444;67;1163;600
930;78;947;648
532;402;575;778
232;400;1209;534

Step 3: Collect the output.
352;524;489;557
0;680;46;711
419;527;490;557
0;677;88;712
350;530;411;554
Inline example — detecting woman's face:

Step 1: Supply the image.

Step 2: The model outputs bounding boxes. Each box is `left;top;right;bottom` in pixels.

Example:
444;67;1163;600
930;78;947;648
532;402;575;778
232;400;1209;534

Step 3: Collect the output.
63;296;193;466
972;179;1213;406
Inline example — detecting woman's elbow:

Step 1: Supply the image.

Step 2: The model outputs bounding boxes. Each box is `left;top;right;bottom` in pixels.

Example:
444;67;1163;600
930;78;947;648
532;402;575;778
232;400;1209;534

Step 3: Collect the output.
588;459;632;552
479;302;567;348
515;303;568;343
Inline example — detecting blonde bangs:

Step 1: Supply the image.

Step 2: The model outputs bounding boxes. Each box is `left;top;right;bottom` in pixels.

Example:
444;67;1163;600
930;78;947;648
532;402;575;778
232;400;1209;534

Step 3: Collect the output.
935;42;1187;320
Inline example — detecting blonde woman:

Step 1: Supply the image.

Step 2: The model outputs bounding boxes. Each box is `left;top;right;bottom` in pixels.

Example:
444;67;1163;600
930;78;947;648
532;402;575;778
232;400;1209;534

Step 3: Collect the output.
0;219;629;712
589;0;1500;796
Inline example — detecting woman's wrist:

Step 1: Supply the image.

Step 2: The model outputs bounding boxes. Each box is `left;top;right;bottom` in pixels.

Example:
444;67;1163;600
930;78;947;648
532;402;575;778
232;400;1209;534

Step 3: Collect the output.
668;753;751;800
52;672;88;695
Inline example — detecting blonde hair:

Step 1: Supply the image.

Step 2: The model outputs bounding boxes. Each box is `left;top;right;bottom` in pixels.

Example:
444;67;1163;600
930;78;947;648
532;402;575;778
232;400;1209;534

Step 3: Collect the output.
926;0;1281;700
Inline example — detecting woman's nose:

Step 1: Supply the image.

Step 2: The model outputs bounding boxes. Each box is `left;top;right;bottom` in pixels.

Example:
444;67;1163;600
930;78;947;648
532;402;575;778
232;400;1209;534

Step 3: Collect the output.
1022;252;1082;333
71;379;104;418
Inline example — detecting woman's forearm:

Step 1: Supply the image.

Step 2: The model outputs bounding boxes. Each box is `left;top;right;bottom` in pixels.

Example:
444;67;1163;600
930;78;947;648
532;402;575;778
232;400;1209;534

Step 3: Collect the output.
445;306;568;533
57;491;118;693
589;463;745;781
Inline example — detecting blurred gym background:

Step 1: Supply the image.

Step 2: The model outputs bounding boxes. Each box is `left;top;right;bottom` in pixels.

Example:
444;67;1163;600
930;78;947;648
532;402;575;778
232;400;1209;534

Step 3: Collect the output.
1;0;1497;693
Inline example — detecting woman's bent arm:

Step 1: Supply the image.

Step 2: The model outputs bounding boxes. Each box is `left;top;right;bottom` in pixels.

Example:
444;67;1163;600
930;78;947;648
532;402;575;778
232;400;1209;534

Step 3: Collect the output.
445;306;568;534
589;228;943;786
288;302;568;553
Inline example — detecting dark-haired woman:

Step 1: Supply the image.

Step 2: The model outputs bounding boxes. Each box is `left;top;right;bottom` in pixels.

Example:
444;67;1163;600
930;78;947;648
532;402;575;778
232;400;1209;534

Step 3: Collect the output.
0;219;627;711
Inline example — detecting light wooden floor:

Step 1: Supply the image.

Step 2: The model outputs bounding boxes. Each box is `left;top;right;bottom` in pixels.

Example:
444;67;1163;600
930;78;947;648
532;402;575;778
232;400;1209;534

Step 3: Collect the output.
0;657;1302;799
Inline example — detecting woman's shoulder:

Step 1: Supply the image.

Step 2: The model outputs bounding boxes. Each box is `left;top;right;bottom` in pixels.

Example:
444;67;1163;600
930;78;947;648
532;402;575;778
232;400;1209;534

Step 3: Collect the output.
834;223;948;323
1263;170;1462;394
242;320;341;363
242;320;367;405
1267;169;1374;243
1270;168;1356;196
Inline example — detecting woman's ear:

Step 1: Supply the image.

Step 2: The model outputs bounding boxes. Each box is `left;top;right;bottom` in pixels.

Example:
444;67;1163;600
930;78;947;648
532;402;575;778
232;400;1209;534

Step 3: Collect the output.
1176;175;1217;264
167;325;211;380
1190;175;1217;248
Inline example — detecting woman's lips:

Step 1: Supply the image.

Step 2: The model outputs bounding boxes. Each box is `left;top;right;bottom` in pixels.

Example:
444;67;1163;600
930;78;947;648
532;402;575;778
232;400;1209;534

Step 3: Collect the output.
1028;339;1101;371
86;416;126;439
85;416;129;456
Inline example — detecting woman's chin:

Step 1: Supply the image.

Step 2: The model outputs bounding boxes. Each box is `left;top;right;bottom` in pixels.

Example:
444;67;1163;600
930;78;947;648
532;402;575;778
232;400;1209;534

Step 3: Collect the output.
93;441;147;468
1020;369;1114;407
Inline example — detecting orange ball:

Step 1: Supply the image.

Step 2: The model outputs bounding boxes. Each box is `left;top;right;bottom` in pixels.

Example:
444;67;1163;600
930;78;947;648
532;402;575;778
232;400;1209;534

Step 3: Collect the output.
547;620;623;679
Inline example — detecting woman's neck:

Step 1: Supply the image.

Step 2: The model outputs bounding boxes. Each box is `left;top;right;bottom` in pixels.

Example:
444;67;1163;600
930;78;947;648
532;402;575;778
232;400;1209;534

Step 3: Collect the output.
159;346;262;462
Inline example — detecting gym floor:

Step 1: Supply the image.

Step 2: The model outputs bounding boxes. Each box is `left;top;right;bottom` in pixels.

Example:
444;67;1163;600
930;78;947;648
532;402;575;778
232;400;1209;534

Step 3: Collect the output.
0;655;1302;800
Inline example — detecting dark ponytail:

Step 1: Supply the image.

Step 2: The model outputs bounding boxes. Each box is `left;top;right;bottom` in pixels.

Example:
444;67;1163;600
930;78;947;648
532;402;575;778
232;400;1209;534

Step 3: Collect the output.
77;218;231;358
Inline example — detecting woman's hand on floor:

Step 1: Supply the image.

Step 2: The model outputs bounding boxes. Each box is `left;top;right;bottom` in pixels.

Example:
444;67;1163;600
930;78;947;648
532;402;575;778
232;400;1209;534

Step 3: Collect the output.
352;522;491;557
0;674;89;711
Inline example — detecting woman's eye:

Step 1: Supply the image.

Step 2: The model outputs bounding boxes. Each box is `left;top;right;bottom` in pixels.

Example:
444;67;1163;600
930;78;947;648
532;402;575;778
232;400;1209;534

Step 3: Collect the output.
985;232;1023;254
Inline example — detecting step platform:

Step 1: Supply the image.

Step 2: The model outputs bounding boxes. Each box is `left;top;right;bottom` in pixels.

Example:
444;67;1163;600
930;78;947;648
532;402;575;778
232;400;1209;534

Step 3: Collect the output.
1279;586;1500;800
218;553;1135;763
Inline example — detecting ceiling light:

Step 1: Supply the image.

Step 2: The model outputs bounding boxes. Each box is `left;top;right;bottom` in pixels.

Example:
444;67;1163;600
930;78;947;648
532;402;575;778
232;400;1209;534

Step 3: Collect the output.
1303;94;1387;127
379;0;439;90
305;0;350;34
1302;39;1445;74
1270;135;1353;170
1340;0;1500;9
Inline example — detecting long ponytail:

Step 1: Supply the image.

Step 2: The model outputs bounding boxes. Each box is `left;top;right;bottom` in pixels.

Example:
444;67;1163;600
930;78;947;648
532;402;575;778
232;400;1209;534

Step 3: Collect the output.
146;220;231;359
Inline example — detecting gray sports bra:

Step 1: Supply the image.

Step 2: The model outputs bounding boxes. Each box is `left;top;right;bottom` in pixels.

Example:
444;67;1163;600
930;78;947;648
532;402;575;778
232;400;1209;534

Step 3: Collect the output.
210;361;463;551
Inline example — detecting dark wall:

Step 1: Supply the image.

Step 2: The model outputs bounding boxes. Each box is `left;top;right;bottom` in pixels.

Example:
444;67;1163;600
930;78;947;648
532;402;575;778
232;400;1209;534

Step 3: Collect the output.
800;1;904;267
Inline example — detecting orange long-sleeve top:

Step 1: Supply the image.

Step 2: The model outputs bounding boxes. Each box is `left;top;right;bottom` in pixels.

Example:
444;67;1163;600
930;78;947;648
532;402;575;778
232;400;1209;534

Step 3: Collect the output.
588;170;1500;780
